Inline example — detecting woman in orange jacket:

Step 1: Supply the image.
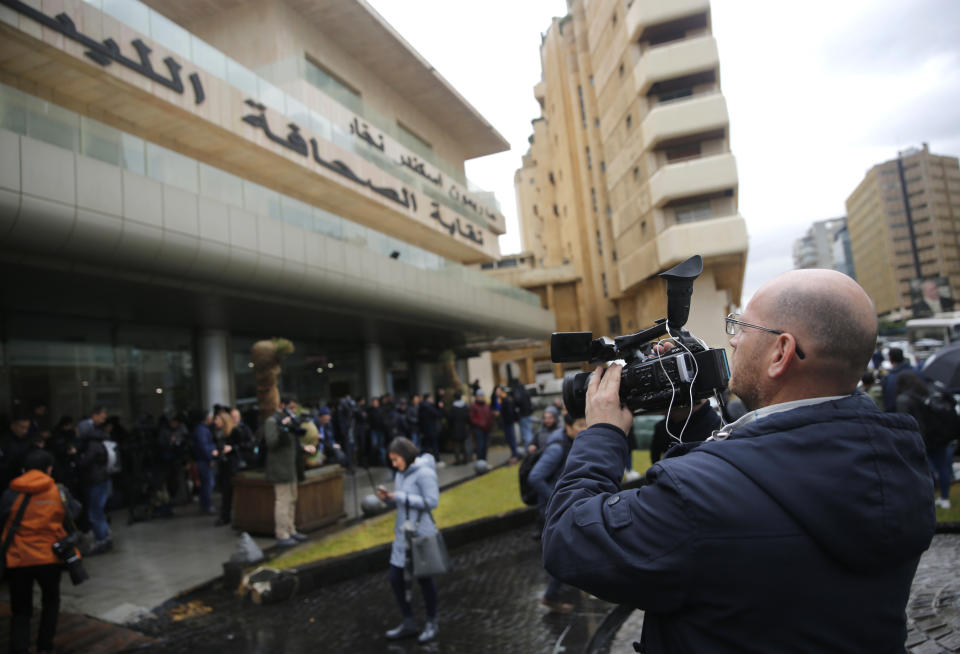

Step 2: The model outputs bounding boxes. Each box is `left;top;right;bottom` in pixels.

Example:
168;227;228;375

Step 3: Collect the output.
1;448;81;654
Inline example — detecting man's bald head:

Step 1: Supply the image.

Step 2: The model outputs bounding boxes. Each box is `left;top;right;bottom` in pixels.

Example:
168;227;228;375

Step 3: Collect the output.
753;269;877;386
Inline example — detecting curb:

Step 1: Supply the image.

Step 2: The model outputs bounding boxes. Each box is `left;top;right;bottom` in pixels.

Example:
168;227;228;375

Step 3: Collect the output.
936;521;960;533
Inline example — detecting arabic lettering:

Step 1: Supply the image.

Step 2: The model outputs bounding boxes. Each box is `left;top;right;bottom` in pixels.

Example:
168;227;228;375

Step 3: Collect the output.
2;0;206;105
429;202;484;245
398;155;442;186
349;117;385;152
307;137;415;210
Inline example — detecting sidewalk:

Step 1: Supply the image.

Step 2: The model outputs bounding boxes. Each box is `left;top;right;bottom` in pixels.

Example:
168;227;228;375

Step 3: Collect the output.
56;446;513;625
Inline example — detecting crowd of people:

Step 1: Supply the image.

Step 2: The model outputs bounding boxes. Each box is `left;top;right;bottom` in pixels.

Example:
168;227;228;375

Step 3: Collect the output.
0;380;540;551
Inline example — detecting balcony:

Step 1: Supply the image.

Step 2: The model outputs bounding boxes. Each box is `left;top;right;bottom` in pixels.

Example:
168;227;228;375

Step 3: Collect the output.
534;80;547;106
626;0;711;43
641;93;728;152
618;214;748;293
633;35;719;96
648;153;738;208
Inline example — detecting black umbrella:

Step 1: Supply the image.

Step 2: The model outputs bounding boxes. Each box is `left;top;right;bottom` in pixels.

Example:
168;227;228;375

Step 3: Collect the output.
920;341;960;391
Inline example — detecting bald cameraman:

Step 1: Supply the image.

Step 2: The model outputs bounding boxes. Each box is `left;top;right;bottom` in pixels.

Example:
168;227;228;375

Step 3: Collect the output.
542;269;934;653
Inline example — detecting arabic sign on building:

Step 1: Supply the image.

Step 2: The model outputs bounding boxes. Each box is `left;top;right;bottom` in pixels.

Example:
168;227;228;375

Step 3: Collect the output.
2;0;495;257
3;0;205;105
242;100;487;247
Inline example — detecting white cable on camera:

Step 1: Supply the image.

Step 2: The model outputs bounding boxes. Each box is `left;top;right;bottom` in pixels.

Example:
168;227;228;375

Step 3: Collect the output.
657;322;700;444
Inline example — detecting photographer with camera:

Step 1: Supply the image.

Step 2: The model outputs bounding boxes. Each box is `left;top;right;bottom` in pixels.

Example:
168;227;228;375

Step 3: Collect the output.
2;448;85;654
264;401;314;548
542;268;935;653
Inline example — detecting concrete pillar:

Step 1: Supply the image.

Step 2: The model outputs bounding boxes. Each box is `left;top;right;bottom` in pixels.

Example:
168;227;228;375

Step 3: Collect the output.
198;329;232;410
414;361;434;395
364;342;386;398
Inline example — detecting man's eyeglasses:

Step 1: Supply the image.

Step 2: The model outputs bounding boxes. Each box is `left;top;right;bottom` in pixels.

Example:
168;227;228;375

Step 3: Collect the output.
725;313;805;360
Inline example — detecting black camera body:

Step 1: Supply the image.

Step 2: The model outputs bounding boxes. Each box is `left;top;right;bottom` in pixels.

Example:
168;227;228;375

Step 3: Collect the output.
52;533;89;586
551;255;730;418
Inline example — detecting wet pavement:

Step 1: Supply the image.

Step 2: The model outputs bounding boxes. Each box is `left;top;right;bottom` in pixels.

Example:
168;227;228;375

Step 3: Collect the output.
126;524;612;653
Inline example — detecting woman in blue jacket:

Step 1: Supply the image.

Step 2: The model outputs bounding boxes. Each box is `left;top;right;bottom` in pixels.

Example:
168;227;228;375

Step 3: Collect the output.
376;437;440;643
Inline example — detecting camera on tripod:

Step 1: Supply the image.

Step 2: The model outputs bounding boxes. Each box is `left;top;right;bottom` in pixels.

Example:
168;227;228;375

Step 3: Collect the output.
551;255;730;419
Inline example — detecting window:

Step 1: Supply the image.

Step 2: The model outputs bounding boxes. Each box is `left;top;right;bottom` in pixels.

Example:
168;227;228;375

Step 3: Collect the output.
641;221;647;235
577;86;587;129
675;201;713;224
591;188;598;212
397;121;432;152
612;12;617;25
658;88;693;104
600;161;606;173
304;56;361;112
595;117;600;128
533;205;538;216
553;204;559;217
586;146;592;170
665;142;701;162
602;273;609;297
608;316;621;334
612;249;618;261
596;229;603;254
626;115;633;129
530;177;535;184
549;172;556;185
619;63;625;77
589;75;594;86
633;166;640;181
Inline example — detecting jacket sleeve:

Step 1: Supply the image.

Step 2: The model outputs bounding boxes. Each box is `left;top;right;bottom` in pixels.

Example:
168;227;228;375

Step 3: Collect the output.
394;469;439;511
542;424;695;610
529;441;563;512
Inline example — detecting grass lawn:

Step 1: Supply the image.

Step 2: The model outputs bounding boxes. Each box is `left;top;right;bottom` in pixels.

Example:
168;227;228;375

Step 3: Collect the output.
270;449;655;570
935;483;960;522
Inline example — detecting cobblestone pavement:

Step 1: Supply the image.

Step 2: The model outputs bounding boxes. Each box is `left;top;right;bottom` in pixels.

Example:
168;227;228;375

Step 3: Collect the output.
126;525;612;653
606;534;960;654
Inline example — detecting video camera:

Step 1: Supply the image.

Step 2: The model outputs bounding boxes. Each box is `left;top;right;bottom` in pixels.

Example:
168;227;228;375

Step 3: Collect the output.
551;255;730;419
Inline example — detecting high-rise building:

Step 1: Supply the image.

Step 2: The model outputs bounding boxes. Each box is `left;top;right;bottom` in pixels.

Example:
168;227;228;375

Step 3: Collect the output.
793;217;847;270
485;0;747;384
846;144;960;317
0;0;553;420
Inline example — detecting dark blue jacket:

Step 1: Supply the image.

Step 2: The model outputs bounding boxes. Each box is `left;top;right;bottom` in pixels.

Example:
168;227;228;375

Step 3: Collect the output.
543;393;934;654
192;423;216;463
528;430;565;515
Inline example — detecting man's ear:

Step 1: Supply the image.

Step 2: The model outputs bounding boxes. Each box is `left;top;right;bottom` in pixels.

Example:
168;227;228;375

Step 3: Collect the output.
767;334;801;379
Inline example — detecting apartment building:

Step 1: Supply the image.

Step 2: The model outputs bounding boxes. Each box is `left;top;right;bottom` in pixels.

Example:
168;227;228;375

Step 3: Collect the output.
487;0;747;383
846;144;960;317
793;217;847;270
0;0;553;420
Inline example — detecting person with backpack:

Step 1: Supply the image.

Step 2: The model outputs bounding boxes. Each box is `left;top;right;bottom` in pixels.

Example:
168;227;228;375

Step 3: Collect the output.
528;412;584;613
1;448;83;654
896;372;956;508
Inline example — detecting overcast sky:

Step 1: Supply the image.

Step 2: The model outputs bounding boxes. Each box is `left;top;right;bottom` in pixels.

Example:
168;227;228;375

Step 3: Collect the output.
367;0;960;304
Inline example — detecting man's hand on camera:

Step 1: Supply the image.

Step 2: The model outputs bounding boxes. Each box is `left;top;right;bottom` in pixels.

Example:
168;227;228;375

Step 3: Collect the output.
585;364;633;435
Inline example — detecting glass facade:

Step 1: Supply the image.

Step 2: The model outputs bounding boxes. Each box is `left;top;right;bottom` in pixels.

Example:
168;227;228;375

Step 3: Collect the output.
0;83;538;307
1;316;196;426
